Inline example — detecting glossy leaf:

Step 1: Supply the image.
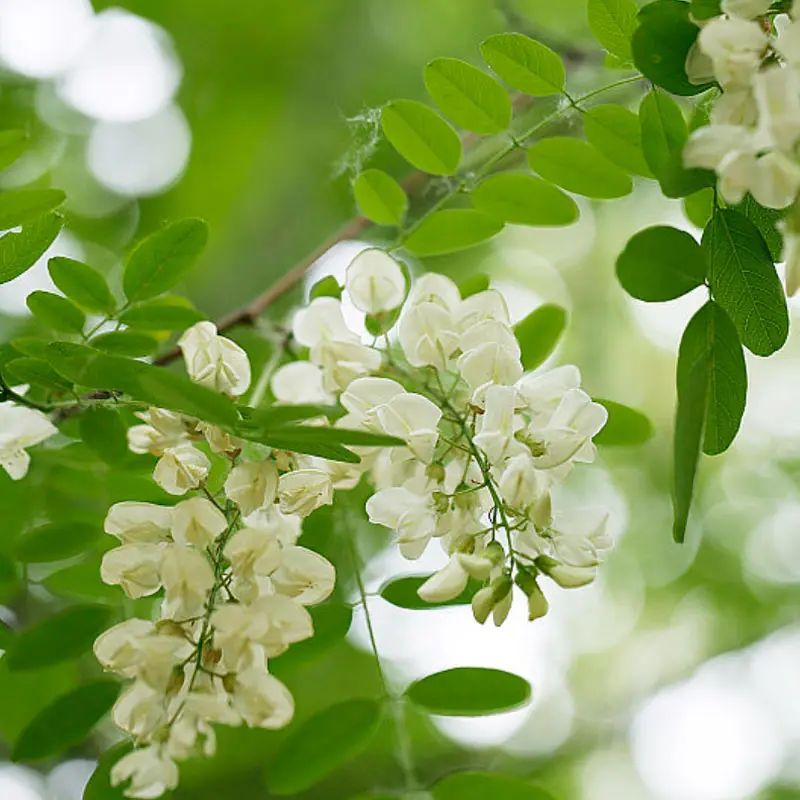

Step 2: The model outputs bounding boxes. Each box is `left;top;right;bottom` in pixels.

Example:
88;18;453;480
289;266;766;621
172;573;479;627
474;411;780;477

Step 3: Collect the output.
587;0;639;63
380;575;480;609
14;521;101;564
406;667;531;716
80;407;129;465
353;169;408;226
5;605;113;671
424;57;511;134
12;681;119;761
0;130;27;173
734;194;784;262
118;296;205;331
123;218;209;303
673;302;747;542
702;209;788;357
265;699;381;794
404;209;503;256
271;604;353;674
513;304;567;370
433;771;555;800
583;105;652;177
0;213;62;284
48;257;115;314
616;226;706;301
527;138;632;199
0;189;66;231
27;291;85;334
91;330;160;357
594;400;655;446
471;173;579;227
480;33;565;97
381;100;461;176
632;0;713;96
5;357;72;392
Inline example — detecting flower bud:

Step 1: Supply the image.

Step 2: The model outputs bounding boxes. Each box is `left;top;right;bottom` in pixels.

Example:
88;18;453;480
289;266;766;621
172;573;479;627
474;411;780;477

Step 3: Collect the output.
515;570;549;621
471;575;513;625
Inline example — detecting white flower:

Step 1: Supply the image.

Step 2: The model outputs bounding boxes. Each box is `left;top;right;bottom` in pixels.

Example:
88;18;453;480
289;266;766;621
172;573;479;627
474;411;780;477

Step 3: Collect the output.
271;546;336;605
685;41;715;86
179;321;251;396
278;469;334;517
313;338;382;391
104;502;173;544
0;403;56;479
498;453;550;523
224;525;283;602
224;459;278;516
544;562;597;588
94;619;156;676
473;385;525;466
160;544;215;619
171;497;227;548
721;0;772;18
127;407;191;456
101;543;164;598
111;745;179;799
408;272;461;311
516;365;581;419
698;17;767;87
776;21;800;66
752;66;800;153
398;302;460;370
153;444;210;496
375;392;442;463
198;422;242;455
340;377;405;423
471;578;513;626
271;361;333;405
244;504;301;546
232;669;295;729
366;486;437;559
167;712;217;761
457;340;523;393
550;509;612;569
345;248;406;314
455;289;510;332
112;681;169;739
417;556;469;603
293;296;357;347
751;151;800;209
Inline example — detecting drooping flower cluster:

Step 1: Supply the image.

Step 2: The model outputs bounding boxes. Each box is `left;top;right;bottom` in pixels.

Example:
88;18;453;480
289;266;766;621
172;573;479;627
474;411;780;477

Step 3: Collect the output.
95;322;337;799
273;249;612;626
684;1;800;291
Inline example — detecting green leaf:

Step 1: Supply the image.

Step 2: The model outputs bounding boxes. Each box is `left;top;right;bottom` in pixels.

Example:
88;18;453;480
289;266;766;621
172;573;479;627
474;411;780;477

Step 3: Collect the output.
424;57;512;134
118;296;205;331
5;357;72;392
692;0;722;18
0;213;62;284
583;105;652;177
594;399;655;446
734;194;784;262
673;301;747;542
14;521;101;564
616;226;706;301
381;100;462;176
379;575;480;609
12;680;119;762
265;699;381;795
27;291;85;334
353;169;408;227
702;209;788;356
308;275;343;302
404;209;503;257
0;130;28;173
83;742;138;800
587;0;639;63
80;407;129;465
639;89;714;198
407;667;531;716
632;0;712;96
513;304;568;370
527;138;632;199
471;173;579;227
0;189;66;231
433;771;555;800
683;188;715;229
458;273;490;298
5;605;113;671
123;218;209;303
480;33;565;97
11;337;49;358
44;558;122;604
91;330;160;357
48;257;115;314
271;604;352;675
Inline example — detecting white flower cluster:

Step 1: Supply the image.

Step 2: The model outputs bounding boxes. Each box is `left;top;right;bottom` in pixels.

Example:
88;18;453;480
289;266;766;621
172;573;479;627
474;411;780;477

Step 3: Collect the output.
0;400;56;480
96;322;337;799
272;249;612;626
684;1;800;291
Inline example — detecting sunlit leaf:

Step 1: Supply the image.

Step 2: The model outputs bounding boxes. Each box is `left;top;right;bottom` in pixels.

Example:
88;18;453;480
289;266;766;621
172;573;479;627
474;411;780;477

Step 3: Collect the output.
12;681;119;761
48;257;115;314
381;100;461;176
594;399;654;446
265;699;382;794
80;407;129;465
123;218;209;303
14;521;101;564
0;189;66;231
5;357;72;392
587;0;639;64
118;296;205;331
583;105;652;177
0;214;62;285
406;667;531;716
458;273;490;298
702;209;788;356
471;173;579;227
513;304;567;370
27;291;85;334
353;169;408;227
404;209;503;256
616;226;706;301
0;130;28;173
683;188;714;229
433;771;555;800
424;57;512;134
527;138;632;199
480;33;565;97
308;275;343;301
91;330;160;357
